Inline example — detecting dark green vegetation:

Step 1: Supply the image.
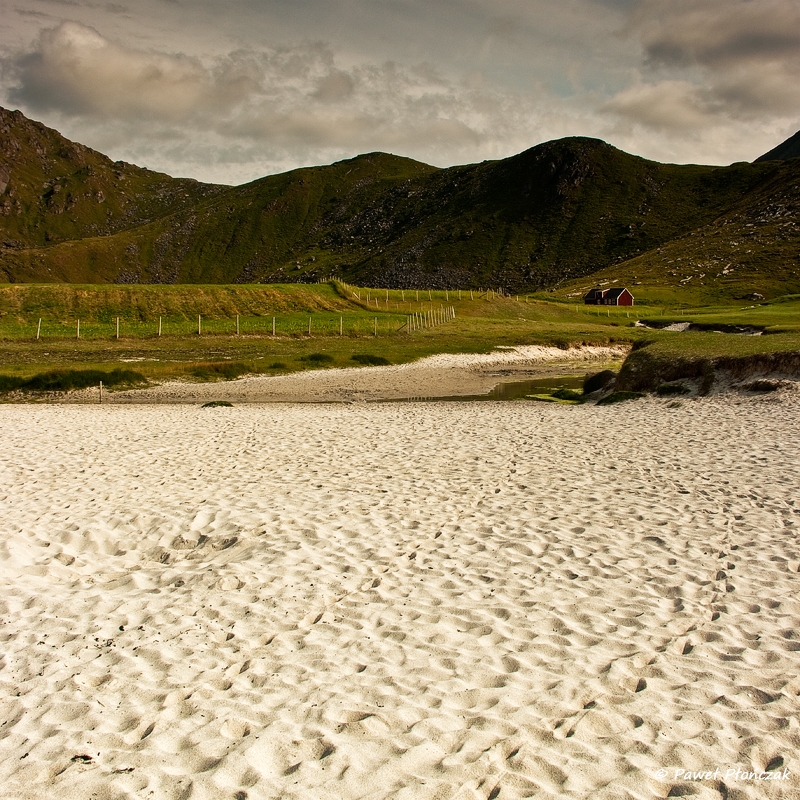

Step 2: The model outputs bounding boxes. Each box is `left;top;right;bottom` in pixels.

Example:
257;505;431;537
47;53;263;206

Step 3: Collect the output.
351;354;391;365
301;353;335;364
0;109;222;273
2;107;798;299
550;387;584;402
616;332;800;394
201;400;233;408
0;367;144;394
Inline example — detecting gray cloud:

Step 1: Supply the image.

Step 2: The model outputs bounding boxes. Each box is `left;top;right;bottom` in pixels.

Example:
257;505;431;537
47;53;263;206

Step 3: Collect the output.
2;1;798;180
603;81;718;133
3;21;566;180
603;0;800;149
312;70;355;103
8;23;255;119
632;0;800;69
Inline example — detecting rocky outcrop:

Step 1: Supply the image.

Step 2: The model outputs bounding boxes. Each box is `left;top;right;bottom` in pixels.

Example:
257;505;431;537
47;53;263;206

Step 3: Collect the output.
616;344;800;396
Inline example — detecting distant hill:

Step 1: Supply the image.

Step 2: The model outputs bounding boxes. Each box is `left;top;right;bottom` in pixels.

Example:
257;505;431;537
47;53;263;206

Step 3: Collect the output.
754;130;800;163
1;106;799;296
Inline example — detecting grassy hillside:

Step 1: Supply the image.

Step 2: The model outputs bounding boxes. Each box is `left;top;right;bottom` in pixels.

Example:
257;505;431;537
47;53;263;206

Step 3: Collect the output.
0;282;360;322
0;108;222;252
554;157;800;304
1;107;799;296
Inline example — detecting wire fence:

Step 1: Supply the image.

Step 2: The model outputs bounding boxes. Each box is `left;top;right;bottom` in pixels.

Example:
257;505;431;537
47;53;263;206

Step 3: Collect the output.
0;282;644;341
1;312;424;341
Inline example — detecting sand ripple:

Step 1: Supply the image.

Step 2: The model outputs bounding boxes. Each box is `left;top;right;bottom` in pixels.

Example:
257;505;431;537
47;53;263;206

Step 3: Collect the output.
1;396;799;798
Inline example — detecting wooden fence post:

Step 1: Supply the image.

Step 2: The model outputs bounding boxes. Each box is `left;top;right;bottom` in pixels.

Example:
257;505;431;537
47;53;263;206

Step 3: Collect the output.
36;318;41;340
198;315;201;335
116;317;120;339
158;316;162;336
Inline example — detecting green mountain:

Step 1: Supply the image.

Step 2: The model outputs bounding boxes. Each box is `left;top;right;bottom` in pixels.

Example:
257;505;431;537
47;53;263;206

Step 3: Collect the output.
1;106;799;295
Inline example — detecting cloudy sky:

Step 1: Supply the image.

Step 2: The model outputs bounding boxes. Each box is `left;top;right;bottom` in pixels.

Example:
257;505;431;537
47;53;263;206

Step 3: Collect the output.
1;0;798;184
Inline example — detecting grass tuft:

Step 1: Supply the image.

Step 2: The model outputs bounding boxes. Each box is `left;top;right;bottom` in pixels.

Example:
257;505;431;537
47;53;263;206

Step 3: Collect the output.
201;400;233;407
551;387;584;402
301;353;334;364
190;362;250;381
351;354;391;366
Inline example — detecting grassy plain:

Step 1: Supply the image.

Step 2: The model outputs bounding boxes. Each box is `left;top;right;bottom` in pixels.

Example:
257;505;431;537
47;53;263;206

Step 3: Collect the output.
1;282;799;393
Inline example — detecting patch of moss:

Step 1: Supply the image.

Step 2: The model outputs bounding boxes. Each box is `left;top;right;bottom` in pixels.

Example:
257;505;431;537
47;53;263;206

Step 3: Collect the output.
551;387;583;402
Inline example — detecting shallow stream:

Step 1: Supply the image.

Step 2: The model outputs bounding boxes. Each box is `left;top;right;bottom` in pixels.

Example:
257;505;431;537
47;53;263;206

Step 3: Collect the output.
393;374;585;402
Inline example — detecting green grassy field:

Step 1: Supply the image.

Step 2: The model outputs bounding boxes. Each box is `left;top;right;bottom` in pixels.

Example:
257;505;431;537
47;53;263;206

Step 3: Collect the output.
1;282;799;394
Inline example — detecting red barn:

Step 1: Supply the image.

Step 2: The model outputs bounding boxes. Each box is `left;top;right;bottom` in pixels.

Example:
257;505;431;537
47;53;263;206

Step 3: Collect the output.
583;287;634;306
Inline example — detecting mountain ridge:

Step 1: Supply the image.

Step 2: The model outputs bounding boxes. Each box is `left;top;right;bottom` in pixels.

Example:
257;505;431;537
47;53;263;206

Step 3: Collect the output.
1;107;799;295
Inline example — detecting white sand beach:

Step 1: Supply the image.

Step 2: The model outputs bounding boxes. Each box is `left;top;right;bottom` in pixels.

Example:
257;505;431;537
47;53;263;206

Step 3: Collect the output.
1;394;799;799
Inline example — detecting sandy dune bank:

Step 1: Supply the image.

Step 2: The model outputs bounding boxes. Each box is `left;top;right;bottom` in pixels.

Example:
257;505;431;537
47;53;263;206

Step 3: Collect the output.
103;344;628;404
1;395;799;799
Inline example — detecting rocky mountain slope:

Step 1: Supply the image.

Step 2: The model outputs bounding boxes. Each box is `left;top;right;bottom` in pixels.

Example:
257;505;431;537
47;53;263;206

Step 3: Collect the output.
1;106;798;294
